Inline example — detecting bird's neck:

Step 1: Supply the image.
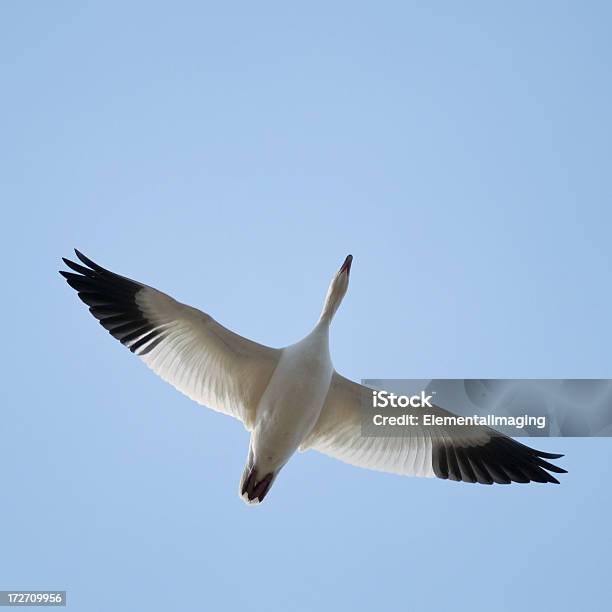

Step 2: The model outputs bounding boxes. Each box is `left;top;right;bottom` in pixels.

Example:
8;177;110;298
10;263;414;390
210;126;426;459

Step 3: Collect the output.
312;318;331;336
317;285;343;326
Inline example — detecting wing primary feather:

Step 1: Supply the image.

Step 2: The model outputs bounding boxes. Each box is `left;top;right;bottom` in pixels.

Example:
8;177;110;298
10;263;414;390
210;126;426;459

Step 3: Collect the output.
444;440;463;481
454;446;478;483
431;440;449;479
533;457;568;474
464;449;495;485
136;333;167;356
129;329;166;353
74;249;108;273
62;258;97;277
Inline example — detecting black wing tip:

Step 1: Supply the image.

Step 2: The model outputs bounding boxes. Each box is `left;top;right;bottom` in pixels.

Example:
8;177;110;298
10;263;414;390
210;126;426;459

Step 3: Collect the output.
433;437;567;485
59;250;161;355
537;452;564;459
60;250;111;279
71;248;108;273
60;250;90;272
74;248;94;267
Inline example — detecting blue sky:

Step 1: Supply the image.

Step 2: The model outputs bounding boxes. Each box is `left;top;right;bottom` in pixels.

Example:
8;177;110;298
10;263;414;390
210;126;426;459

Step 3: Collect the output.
2;2;611;610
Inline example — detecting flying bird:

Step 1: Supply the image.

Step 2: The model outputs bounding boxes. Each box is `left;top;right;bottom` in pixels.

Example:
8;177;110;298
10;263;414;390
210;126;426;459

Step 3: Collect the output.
60;251;566;504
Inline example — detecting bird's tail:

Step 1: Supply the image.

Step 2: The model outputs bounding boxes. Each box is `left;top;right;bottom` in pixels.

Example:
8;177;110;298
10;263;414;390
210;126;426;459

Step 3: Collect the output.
239;446;280;505
239;465;278;505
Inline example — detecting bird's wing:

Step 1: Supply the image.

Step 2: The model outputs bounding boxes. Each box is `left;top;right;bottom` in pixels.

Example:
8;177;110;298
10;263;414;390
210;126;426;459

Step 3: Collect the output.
60;250;280;429
302;373;566;484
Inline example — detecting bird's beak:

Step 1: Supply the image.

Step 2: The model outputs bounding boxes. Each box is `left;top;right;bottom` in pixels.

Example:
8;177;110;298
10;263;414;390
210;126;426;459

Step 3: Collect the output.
339;254;353;276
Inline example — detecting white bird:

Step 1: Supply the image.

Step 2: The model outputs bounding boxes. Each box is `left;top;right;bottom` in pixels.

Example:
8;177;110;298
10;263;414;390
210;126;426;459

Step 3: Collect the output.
60;251;566;504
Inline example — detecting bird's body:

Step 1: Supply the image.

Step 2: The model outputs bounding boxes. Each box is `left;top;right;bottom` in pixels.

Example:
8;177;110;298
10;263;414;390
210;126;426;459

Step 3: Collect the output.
60;250;566;504
243;324;333;501
254;326;333;473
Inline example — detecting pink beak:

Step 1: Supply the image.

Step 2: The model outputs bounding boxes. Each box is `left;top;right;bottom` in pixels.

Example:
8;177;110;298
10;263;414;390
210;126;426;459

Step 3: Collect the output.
339;254;353;275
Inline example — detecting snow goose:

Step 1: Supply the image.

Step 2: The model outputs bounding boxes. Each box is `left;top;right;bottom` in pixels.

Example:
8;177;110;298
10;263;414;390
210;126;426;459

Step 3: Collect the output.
60;251;566;504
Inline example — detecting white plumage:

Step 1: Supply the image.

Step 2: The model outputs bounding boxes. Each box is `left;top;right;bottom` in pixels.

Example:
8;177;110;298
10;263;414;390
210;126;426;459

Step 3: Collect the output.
60;250;565;504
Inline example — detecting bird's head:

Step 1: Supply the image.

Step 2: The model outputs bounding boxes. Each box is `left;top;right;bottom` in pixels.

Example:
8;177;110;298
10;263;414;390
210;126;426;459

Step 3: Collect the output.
318;254;352;325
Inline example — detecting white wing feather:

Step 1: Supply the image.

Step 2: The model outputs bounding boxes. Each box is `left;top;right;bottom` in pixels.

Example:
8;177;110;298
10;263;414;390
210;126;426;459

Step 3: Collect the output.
135;287;279;428
61;251;279;429
301;373;437;477
302;373;566;484
61;251;566;485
